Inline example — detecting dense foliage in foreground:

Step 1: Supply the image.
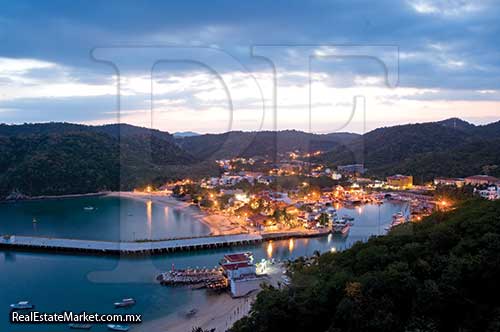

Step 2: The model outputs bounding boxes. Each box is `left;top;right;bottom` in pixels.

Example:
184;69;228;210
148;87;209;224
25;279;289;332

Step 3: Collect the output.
231;200;500;332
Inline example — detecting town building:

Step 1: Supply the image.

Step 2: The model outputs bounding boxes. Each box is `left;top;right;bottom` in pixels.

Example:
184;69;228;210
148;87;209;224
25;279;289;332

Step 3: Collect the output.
337;164;366;175
434;177;465;187
476;186;500;200
387;175;413;189
464;175;499;186
220;253;266;297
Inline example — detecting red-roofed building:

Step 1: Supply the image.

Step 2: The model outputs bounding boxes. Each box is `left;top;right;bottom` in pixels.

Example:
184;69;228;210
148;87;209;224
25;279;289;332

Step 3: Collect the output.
223;253;252;264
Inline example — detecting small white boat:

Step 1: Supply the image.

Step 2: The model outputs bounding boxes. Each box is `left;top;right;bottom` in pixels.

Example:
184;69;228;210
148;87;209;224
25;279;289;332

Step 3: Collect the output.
69;324;92;330
83;206;95;211
107;325;130;331
114;298;135;308
10;301;34;310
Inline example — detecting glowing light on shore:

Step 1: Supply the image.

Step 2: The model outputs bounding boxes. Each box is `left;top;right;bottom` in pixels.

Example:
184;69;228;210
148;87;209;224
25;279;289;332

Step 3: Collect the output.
330;247;337;253
267;242;274;258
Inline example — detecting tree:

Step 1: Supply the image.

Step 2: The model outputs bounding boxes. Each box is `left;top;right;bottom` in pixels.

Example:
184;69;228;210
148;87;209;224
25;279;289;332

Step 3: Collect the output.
192;327;215;332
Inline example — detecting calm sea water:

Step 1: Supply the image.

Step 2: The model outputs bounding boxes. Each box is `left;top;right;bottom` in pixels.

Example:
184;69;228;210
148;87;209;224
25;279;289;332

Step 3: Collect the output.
0;197;406;332
0;196;210;241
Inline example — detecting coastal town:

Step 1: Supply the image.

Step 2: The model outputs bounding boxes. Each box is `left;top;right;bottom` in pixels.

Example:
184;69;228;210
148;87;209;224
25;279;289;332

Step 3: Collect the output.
136;152;500;238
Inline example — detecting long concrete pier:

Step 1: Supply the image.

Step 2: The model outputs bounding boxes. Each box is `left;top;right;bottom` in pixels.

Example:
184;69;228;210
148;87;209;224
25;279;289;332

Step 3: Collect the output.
0;229;329;255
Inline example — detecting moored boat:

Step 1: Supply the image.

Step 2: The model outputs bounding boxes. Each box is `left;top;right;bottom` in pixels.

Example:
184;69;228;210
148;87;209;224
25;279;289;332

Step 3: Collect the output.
386;212;408;231
107;324;130;331
332;219;351;235
114;298;136;308
10;301;34;310
342;215;355;221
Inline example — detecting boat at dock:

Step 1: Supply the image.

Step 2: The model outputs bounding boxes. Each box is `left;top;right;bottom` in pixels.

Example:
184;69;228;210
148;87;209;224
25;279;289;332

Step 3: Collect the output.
342;215;355;221
10;301;34;310
107;324;130;331
386;212;408;231
157;267;225;286
69;324;92;330
332;219;351;236
114;298;135;308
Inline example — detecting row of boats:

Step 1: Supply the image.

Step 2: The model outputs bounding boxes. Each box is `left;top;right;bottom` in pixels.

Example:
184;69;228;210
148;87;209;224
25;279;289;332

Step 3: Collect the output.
10;298;136;331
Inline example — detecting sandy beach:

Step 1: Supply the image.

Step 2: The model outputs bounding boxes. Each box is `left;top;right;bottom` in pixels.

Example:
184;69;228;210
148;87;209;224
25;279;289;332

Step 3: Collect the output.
136;263;285;332
110;191;249;236
137;292;256;332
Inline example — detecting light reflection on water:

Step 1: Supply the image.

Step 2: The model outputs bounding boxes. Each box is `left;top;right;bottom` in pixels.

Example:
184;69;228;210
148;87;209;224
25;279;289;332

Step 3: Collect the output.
288;238;295;253
267;241;274;258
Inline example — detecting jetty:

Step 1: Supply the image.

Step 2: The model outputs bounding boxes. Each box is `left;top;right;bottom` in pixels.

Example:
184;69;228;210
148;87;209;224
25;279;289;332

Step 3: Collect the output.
0;229;329;255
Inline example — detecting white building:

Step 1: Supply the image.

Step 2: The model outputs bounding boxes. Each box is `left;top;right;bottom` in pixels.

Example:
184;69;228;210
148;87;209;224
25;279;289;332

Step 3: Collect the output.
230;275;266;298
476;186;499;200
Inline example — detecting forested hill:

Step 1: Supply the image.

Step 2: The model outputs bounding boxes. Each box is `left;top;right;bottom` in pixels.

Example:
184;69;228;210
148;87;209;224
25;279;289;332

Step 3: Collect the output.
175;130;359;160
312;119;500;182
0;123;212;198
231;199;500;332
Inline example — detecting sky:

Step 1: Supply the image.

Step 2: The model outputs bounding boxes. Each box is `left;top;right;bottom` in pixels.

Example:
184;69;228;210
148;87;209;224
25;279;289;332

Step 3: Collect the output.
0;0;499;134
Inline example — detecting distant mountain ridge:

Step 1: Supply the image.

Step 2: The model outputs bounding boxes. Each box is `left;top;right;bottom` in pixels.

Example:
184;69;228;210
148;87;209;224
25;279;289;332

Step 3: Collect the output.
175;130;360;160
173;131;200;138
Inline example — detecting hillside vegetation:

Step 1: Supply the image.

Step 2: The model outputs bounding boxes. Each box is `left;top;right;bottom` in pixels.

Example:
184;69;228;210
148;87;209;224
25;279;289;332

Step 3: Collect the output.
231;199;500;332
313;119;500;182
0;123;215;198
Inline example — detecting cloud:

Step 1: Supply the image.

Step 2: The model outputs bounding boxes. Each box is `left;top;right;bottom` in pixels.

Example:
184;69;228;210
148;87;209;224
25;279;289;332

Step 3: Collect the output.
1;1;500;130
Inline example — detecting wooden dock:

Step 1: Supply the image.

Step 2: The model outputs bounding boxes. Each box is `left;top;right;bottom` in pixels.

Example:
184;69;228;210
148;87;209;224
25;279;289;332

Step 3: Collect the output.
0;229;329;255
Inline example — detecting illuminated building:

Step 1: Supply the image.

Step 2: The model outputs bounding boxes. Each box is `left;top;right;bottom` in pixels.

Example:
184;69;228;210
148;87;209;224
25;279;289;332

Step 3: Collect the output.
387;174;413;189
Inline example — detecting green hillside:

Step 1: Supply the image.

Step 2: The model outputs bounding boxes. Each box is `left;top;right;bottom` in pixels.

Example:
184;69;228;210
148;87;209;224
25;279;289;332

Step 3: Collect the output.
231;199;500;332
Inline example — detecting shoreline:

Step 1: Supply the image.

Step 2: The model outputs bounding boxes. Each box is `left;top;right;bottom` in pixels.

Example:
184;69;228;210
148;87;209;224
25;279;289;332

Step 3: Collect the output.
137;291;256;332
113;191;250;236
137;262;284;332
0;191;109;203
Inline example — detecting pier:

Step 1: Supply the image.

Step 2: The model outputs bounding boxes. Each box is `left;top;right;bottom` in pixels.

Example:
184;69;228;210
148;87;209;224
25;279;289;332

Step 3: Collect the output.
0;229;329;255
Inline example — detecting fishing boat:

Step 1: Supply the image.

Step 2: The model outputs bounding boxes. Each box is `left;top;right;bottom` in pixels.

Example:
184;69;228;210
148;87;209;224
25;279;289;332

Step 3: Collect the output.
69;324;92;330
107;324;130;331
114;298;136;308
10;301;34;310
83;206;95;211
